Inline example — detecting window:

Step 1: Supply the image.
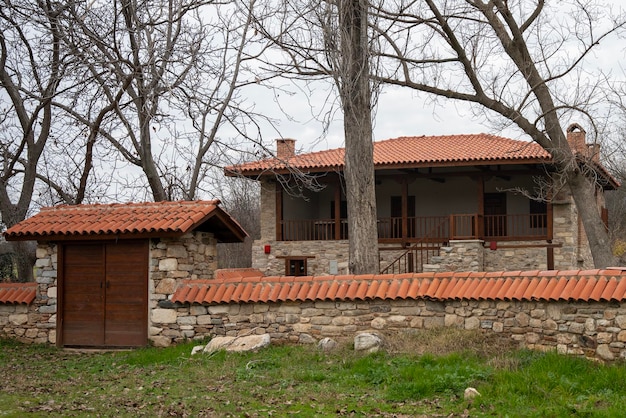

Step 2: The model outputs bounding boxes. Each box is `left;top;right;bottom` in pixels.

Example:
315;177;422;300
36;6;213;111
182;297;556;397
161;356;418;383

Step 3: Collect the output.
286;258;307;276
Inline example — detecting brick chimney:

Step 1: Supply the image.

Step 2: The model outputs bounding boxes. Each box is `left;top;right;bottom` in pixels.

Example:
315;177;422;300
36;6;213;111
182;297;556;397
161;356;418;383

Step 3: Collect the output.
566;123;600;163
276;138;296;159
567;123;586;153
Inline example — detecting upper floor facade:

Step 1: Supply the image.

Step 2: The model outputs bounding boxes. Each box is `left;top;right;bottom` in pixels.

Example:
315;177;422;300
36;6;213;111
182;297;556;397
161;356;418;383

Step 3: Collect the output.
228;125;617;276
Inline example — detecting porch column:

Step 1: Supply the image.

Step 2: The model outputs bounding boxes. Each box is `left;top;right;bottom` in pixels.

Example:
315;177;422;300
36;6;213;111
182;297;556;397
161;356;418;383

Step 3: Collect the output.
402;179;408;240
334;184;341;240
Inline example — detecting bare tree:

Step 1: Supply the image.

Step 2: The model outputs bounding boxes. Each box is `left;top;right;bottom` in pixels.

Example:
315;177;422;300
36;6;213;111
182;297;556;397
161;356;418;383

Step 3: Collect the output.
58;0;276;203
602;119;626;258
214;173;260;268
253;0;380;273
370;0;624;267
0;1;72;281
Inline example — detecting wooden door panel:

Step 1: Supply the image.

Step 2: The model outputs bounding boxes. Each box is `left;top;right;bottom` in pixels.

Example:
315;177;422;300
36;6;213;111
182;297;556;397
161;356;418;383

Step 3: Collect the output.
62;244;105;346
104;241;148;347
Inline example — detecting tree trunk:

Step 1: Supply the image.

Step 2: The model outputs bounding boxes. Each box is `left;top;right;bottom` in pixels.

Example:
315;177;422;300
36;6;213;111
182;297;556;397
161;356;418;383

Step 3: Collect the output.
339;0;379;274
567;171;616;268
12;242;36;283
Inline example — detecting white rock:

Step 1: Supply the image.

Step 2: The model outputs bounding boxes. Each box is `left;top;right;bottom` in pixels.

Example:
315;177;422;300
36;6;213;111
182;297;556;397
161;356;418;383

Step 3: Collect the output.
464;387;481;400
317;337;337;351
191;345;205;355
354;332;382;353
203;334;271;353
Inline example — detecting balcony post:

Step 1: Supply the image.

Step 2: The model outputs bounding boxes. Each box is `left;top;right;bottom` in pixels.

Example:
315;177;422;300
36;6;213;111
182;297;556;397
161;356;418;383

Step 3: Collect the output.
402;180;408;240
334;184;341;240
449;214;455;240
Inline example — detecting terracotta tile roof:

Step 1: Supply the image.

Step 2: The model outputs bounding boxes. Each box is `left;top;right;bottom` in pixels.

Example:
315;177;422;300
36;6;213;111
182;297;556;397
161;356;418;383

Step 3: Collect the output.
4;200;247;243
171;269;626;305
226;134;551;175
0;283;37;305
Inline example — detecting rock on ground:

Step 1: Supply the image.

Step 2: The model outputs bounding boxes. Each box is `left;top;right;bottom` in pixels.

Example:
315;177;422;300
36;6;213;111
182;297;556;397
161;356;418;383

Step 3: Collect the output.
200;334;271;354
354;332;383;353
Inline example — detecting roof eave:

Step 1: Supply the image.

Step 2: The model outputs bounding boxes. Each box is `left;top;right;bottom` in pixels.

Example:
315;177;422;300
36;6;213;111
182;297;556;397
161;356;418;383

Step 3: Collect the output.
4;230;188;242
231;158;553;178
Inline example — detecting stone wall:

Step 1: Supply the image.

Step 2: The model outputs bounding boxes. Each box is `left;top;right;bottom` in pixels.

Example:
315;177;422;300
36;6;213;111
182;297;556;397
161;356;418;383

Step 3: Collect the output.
150;232;218;305
159;298;626;361
0;244;58;345
20;244;58;344
0;303;51;345
424;240;485;272
149;232;218;346
252;240;350;277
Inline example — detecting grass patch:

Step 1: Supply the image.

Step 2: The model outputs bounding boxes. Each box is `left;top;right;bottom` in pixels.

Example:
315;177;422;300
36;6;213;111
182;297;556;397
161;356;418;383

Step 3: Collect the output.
1;329;626;416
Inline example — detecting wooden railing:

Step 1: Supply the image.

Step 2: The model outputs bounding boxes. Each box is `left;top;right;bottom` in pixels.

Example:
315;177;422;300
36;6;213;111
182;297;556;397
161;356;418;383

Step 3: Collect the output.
279;213;548;242
483;214;548;240
281;218;348;241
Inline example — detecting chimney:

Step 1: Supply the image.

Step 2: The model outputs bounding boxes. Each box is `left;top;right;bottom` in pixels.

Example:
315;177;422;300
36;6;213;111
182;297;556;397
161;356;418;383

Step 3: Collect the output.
276;138;296;159
566;123;600;163
566;123;586;153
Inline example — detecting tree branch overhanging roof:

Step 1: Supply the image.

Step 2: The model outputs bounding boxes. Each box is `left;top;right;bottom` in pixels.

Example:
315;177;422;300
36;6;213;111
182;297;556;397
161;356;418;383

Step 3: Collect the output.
4;200;248;243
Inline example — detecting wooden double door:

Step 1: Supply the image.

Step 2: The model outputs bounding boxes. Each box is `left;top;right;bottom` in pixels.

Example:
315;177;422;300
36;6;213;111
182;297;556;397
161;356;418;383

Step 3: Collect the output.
60;240;148;348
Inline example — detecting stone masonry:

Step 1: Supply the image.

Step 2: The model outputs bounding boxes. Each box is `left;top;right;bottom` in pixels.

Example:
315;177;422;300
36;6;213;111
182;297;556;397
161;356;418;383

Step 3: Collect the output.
160;298;626;361
149;232;218;347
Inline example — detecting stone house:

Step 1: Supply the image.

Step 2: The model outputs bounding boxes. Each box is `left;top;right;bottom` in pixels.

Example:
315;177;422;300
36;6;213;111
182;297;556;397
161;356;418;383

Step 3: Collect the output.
226;124;617;277
3;200;246;348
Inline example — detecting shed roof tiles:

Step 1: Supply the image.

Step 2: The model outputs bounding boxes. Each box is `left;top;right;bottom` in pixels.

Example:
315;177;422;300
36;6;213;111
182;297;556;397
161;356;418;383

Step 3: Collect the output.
171;269;626;305
4;200;247;242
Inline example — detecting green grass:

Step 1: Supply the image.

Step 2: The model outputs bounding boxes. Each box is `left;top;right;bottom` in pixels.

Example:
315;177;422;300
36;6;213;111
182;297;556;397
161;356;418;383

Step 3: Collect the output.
2;331;626;416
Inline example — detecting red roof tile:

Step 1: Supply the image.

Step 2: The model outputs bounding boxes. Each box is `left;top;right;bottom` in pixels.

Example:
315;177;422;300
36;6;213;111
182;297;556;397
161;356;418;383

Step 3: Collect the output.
170;269;626;305
4;200;247;242
227;134;551;175
0;283;37;305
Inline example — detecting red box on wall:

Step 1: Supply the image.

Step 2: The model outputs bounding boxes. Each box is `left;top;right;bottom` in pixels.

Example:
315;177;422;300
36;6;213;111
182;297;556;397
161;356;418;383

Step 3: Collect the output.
264;245;271;254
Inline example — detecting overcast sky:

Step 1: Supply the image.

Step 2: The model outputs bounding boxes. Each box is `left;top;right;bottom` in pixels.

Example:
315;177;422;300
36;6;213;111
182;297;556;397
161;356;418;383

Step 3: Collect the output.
251;82;496;155
244;2;626;157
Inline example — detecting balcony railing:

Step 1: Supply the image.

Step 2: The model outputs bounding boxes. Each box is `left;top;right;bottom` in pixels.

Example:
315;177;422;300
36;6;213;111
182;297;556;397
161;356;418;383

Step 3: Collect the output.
279;213;549;242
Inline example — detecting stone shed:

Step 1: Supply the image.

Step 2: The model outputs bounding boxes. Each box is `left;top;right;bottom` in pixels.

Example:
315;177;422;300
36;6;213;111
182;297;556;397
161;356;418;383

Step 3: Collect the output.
3;200;246;348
